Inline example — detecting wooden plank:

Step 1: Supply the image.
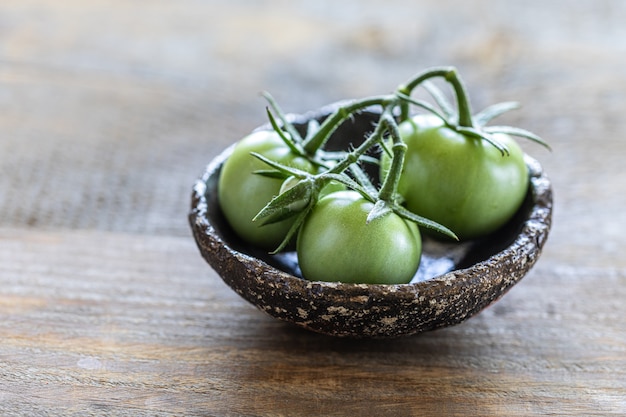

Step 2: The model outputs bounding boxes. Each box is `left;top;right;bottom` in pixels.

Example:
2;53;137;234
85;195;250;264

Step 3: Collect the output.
1;0;626;415
0;228;624;416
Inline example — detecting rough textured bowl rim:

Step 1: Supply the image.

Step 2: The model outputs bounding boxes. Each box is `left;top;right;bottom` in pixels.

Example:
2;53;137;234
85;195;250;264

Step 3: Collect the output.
189;103;553;338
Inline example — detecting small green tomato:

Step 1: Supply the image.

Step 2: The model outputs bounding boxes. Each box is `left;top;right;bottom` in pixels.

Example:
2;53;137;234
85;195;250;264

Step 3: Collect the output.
218;130;316;250
297;191;422;284
381;114;529;240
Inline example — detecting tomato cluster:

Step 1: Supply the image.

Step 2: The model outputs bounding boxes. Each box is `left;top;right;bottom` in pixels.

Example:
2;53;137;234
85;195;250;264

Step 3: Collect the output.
216;67;548;284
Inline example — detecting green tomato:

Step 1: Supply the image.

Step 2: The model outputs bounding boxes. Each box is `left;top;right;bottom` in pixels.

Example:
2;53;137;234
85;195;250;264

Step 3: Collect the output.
297;191;422;284
381;114;529;240
218;130;315;250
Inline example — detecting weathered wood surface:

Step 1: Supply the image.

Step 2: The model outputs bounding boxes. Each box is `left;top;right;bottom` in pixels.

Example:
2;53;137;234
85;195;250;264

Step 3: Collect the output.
1;228;624;416
1;1;625;415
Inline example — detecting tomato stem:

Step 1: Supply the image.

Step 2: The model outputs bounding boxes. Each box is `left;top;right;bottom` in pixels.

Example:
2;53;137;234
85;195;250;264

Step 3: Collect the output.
399;101;410;122
377;112;405;203
326;106;393;176
399;66;475;128
444;69;474;128
302;96;388;155
399;66;455;95
262;91;304;144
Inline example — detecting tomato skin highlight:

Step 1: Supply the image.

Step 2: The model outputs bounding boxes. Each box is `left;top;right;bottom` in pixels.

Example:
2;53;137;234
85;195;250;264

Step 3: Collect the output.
218;130;315;250
382;114;529;240
297;191;422;284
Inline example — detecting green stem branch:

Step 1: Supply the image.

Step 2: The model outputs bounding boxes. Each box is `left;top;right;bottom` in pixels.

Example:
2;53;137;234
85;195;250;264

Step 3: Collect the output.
377;114;406;202
302;96;389;155
398;66;456;97
397;66;475;128
444;69;474;127
327;106;394;176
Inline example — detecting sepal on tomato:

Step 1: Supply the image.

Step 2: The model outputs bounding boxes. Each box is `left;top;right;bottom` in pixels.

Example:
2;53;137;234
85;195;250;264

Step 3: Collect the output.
391;205;458;241
366;200;393;224
252;178;314;227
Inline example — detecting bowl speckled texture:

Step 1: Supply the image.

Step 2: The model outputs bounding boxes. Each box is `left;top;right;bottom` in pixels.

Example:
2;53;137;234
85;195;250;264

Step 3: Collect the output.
189;103;553;338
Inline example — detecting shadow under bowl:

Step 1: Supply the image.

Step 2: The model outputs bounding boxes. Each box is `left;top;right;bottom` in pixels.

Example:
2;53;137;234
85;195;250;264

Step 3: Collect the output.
189;102;553;338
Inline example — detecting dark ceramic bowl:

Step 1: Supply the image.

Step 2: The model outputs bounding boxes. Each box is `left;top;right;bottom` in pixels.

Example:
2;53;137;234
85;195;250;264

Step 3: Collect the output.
189;102;553;338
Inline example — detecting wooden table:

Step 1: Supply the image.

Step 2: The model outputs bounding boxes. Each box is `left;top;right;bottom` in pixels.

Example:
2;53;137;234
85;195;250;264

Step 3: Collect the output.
1;1;625;415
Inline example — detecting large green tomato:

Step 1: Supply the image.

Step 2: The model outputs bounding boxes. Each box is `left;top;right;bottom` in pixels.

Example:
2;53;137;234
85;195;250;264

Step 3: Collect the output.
382;114;529;240
297;191;422;284
218;130;315;250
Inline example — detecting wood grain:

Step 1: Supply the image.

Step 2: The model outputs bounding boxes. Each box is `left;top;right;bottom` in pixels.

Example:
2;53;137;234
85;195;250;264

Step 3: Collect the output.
0;228;624;416
1;0;626;415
